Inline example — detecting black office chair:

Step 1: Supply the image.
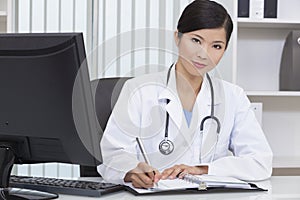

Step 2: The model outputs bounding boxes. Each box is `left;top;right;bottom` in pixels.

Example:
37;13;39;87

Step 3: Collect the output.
80;77;132;177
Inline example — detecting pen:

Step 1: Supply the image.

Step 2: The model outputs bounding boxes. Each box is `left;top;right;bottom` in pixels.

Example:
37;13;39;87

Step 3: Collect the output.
136;137;158;187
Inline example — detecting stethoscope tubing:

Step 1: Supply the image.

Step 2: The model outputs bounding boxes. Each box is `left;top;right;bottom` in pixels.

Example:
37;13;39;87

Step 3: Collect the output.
159;64;221;161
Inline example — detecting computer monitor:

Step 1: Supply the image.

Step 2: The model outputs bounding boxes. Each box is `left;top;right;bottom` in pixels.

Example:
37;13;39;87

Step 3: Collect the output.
0;33;102;199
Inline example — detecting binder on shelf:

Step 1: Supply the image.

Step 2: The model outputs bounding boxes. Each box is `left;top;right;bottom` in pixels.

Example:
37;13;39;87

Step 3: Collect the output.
238;0;277;19
238;0;250;18
125;174;267;195
264;0;277;18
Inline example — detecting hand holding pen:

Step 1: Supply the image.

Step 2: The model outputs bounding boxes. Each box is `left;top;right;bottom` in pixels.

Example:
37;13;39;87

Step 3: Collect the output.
123;138;161;189
136;137;160;187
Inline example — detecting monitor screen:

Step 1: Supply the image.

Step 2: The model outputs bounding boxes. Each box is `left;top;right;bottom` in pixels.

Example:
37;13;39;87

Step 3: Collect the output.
0;33;102;193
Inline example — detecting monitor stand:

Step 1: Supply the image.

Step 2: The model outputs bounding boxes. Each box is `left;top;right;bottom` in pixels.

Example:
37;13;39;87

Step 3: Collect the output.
0;147;58;200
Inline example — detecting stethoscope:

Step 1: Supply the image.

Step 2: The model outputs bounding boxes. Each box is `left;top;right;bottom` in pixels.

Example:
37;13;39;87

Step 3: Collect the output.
159;64;221;160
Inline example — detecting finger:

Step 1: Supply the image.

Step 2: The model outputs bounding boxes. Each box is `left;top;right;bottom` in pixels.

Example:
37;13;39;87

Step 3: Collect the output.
161;168;174;179
162;164;189;179
139;173;156;187
145;170;155;181
134;172;155;188
138;162;157;182
161;166;181;179
178;166;207;179
169;167;183;179
196;166;209;174
131;174;154;189
153;169;162;183
178;169;188;179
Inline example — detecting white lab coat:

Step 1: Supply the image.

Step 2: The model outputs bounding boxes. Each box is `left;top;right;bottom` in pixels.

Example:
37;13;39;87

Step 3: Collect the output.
98;67;273;184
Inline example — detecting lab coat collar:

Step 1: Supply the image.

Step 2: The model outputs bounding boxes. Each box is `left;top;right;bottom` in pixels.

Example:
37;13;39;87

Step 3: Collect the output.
158;65;177;102
157;65;222;130
157;68;222;106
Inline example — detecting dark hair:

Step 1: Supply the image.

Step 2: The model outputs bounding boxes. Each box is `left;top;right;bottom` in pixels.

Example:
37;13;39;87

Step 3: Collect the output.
177;0;233;48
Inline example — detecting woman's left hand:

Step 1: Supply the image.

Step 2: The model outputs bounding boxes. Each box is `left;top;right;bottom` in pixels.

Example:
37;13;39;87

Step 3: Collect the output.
161;164;208;180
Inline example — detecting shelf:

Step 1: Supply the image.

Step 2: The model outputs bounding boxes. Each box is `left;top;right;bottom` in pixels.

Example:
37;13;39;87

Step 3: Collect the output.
273;156;300;168
238;18;300;29
246;91;300;97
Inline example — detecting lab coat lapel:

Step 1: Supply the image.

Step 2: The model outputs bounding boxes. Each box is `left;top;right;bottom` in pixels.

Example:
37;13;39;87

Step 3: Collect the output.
158;66;184;130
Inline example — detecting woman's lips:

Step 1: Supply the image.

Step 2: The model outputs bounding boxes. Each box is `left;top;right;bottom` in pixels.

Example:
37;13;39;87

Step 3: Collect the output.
192;61;207;69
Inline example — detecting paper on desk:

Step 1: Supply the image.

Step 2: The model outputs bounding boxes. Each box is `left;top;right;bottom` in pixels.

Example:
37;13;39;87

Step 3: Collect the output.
124;179;198;194
125;175;253;194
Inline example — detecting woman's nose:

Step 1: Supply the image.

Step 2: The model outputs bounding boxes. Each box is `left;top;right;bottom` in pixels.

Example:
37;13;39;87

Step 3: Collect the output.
197;45;208;60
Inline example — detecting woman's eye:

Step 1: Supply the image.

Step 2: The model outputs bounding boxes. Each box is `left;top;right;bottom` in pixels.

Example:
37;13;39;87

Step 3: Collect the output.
191;38;201;44
213;44;223;50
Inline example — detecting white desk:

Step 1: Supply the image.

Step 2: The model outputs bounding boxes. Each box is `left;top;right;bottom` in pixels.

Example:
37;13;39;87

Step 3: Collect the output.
58;176;300;199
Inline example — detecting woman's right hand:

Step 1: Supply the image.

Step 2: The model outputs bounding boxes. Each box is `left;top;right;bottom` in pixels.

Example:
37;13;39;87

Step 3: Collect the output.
124;162;161;188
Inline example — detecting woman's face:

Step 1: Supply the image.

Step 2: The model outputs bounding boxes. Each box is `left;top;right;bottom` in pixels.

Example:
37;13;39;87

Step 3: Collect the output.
175;28;227;78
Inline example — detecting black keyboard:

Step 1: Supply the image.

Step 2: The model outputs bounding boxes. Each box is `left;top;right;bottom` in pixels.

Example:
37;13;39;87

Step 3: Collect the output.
9;175;124;197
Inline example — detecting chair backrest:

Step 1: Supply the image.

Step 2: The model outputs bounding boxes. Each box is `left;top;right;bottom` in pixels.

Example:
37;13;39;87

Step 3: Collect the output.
80;77;132;177
93;77;132;131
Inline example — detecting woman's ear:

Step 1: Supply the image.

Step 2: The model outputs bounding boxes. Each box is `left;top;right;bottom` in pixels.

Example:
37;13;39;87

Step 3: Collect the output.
174;31;180;46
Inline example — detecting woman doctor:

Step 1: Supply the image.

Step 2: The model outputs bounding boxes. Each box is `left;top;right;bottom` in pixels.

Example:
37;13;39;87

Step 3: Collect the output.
98;0;273;188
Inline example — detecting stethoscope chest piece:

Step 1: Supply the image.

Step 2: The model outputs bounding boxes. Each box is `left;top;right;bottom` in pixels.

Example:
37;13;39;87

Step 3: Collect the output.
159;139;174;155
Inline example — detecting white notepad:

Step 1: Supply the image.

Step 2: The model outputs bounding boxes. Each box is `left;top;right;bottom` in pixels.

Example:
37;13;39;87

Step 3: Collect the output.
125;174;261;195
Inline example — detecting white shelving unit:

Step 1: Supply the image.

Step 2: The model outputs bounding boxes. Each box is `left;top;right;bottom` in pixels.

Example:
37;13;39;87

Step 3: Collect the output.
238;18;300;29
246;91;300;97
233;1;300;171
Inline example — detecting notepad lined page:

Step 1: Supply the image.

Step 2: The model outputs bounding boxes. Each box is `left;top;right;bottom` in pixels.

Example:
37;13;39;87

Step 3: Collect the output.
125;174;254;194
156;179;199;190
124;179;198;194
